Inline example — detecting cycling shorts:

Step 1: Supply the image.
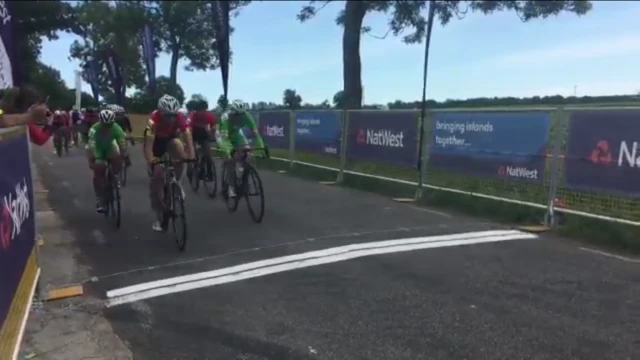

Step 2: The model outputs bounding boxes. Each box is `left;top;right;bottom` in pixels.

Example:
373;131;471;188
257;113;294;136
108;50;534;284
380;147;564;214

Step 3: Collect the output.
90;140;120;161
152;136;183;159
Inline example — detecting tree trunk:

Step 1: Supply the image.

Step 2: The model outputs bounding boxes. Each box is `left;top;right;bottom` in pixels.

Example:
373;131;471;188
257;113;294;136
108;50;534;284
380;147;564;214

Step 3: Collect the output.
342;1;367;109
169;44;180;86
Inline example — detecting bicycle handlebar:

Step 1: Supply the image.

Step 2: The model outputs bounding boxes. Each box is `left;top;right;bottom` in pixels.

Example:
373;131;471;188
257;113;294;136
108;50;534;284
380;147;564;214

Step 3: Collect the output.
232;147;270;159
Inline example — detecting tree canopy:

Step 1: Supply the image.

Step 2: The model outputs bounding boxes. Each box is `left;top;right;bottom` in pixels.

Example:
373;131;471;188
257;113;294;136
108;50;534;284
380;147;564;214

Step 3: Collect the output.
298;0;593;109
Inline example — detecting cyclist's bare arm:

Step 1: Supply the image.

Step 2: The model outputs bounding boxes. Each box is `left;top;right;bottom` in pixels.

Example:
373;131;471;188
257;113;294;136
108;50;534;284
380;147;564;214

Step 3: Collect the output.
181;128;195;159
144;120;155;163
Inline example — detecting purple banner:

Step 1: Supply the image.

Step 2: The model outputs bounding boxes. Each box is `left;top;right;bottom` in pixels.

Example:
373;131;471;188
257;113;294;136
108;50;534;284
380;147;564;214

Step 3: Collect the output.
294;111;341;156
0;128;36;329
0;1;17;88
346;110;418;167
211;1;230;101
140;25;156;93
258;111;289;149
566;109;640;196
103;48;124;105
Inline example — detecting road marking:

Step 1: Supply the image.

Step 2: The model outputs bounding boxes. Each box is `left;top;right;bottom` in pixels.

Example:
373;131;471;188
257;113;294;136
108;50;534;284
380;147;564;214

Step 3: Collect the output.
105;230;537;307
580;247;640;264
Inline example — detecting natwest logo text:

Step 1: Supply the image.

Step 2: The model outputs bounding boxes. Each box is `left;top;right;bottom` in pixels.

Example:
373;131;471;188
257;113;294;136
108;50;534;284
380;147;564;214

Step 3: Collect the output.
1;178;31;250
263;125;285;137
498;166;539;179
356;128;404;148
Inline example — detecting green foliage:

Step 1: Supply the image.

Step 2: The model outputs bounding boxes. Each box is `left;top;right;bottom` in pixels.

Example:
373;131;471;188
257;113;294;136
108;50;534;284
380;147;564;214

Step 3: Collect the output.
69;1;147;98
186;93;209;111
298;0;593;109
332;90;346;109
283;89;303;109
126;76;185;113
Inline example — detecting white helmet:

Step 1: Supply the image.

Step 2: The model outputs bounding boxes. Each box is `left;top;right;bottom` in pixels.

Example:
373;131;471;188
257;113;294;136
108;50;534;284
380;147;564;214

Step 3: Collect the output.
54;110;61;116
229;99;248;114
178;108;188;117
158;94;180;114
99;109;116;124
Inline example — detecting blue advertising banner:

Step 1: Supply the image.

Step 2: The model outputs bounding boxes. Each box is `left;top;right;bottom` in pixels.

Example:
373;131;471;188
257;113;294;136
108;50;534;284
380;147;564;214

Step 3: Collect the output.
0;128;35;329
428;111;551;182
345;110;418;167
0;0;17;88
259;111;289;149
103;48;124;105
294;111;341;156
566;109;640;196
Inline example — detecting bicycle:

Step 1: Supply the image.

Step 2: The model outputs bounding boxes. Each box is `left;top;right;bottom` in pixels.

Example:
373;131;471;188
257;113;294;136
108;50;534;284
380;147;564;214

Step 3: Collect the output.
221;147;270;223
119;136;135;188
152;155;196;251
102;160;122;229
53;127;70;157
188;141;217;199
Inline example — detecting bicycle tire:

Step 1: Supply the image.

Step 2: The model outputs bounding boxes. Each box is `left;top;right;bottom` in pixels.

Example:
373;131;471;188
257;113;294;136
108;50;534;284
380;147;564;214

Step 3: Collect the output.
202;155;217;199
110;172;121;229
243;165;265;223
171;182;187;251
189;160;200;192
222;161;239;212
120;162;128;187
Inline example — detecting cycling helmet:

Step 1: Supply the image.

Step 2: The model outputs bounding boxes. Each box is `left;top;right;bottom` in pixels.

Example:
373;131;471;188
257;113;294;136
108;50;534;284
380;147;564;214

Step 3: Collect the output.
177;108;188;117
99;109;116;124
229;99;248;114
54;110;61;116
158;94;180;114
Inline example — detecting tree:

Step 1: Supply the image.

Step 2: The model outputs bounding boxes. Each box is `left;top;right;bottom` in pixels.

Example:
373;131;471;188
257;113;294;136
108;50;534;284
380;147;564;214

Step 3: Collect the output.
332;90;346;108
283;88;303;109
10;1;77;84
217;94;228;109
186;93;209;111
69;1;147;97
298;0;593;109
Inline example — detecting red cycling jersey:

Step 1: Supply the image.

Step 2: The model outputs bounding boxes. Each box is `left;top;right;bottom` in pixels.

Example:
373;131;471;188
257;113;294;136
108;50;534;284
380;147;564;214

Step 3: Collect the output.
147;109;189;137
188;110;217;129
52;113;70;127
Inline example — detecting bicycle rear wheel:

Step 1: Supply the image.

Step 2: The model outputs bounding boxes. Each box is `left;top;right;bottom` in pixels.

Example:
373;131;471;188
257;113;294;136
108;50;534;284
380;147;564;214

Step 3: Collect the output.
243;166;265;223
170;182;187;251
202;155;217;199
188;161;200;192
119;162;128;187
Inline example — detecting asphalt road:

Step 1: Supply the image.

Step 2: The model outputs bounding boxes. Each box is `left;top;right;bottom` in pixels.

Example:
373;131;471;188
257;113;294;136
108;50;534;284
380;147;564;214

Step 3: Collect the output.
33;143;639;360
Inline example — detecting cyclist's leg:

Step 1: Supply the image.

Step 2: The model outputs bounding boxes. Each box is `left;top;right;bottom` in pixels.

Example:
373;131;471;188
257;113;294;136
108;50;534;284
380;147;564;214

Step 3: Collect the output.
91;146;108;212
168;136;187;180
106;140;122;176
150;137;168;230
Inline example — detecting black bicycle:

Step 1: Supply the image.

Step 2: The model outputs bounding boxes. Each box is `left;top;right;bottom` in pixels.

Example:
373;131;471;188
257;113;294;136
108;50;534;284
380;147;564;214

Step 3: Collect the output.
221;147;270;223
152;155;196;251
119;137;135;187
103;161;121;229
53;128;70;157
188;142;217;198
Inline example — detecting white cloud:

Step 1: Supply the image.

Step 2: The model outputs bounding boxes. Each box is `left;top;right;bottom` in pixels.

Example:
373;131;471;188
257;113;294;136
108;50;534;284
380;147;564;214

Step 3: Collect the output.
493;34;640;66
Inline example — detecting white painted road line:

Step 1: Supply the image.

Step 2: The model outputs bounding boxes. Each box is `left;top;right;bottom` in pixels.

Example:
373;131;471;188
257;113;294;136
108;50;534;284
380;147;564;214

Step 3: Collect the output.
107;229;523;298
580;247;640;263
105;230;537;307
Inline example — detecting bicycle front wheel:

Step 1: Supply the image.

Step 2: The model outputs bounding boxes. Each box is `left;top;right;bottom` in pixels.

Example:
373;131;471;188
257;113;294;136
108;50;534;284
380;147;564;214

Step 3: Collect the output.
243;166;265;223
170;182;187;251
110;174;121;229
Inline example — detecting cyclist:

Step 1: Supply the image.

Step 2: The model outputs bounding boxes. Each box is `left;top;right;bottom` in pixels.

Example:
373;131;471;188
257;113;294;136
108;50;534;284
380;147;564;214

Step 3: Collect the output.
187;101;217;176
81;107;99;144
87;109;127;213
216;99;266;197
144;94;195;231
70;106;83;146
51;110;71;153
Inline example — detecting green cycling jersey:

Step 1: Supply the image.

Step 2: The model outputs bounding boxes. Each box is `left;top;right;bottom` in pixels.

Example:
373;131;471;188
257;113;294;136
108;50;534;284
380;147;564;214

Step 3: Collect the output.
216;111;265;157
88;122;126;160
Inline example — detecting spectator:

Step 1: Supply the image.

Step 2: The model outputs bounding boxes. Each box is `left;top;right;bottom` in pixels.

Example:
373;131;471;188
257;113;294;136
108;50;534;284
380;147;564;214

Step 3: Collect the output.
0;86;52;145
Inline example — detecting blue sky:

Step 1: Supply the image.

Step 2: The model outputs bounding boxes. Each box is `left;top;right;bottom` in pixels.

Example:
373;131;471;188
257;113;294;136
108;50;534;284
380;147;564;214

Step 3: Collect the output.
41;1;640;105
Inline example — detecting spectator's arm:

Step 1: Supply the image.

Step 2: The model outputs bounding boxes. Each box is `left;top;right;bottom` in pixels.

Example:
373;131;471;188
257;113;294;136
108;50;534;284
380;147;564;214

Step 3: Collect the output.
0;112;32;128
27;122;52;146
